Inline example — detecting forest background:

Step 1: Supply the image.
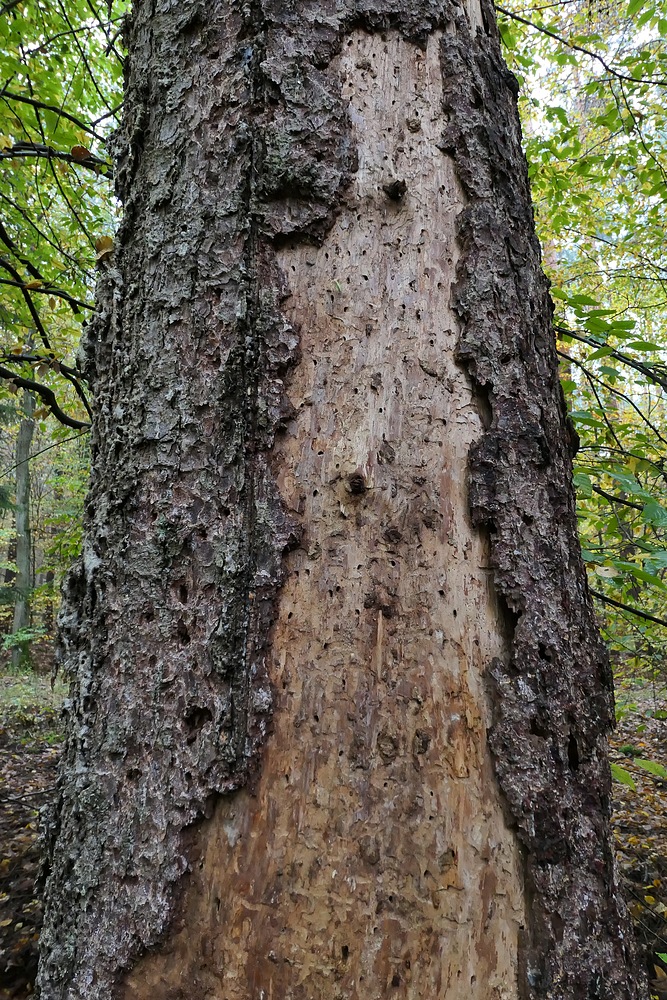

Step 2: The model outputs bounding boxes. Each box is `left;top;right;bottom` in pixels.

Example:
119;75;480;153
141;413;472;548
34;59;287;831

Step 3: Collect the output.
1;0;667;992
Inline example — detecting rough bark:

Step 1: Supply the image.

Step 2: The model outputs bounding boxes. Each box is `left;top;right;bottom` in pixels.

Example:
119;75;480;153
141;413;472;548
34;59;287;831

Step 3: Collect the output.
38;0;641;998
11;389;34;670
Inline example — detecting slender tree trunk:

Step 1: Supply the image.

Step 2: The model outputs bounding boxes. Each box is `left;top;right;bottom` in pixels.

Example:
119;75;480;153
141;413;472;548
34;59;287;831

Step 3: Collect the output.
38;0;642;998
11;389;34;669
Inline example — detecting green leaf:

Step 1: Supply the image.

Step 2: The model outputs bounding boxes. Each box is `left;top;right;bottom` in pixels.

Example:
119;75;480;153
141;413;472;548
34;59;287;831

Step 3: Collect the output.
568;294;600;306
642;502;667;528
573;472;593;497
635;759;667;780
628;565;667;590
625;341;662;352
587;346;614;360
611;763;636;790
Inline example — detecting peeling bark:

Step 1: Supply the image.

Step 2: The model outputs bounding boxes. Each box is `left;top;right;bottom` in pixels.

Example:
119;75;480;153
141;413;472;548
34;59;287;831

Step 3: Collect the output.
37;1;642;998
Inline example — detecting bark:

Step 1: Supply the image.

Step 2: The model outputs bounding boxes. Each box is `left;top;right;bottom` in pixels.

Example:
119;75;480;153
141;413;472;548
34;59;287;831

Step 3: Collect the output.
38;0;642;998
11;389;34;669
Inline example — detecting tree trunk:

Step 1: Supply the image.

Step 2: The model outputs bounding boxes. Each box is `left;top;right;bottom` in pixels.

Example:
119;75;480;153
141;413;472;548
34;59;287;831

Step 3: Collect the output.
11;389;34;669
38;1;642;998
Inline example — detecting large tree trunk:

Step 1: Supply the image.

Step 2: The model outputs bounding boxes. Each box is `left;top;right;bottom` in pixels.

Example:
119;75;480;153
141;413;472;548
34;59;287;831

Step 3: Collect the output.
38;0;641;998
11;389;34;669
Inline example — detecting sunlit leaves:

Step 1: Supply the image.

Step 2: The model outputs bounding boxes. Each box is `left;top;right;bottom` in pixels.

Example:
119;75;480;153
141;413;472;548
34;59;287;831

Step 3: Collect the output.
0;0;126;425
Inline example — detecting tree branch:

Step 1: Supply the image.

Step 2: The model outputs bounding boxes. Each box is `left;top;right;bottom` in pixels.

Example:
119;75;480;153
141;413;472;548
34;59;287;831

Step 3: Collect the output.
0;0;22;16
0;256;52;351
590;588;667;629
495;5;667;87
590;486;644;512
0;90;106;141
0;277;92;313
1;353;85;383
0;366;90;429
0;141;110;173
556;326;667;392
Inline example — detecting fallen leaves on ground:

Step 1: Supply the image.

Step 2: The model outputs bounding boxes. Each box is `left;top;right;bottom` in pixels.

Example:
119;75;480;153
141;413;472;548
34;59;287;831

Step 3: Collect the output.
0;684;61;1000
611;687;667;993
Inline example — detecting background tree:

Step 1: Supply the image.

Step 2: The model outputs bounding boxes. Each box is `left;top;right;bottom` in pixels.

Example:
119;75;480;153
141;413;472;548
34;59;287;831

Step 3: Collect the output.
10;387;35;668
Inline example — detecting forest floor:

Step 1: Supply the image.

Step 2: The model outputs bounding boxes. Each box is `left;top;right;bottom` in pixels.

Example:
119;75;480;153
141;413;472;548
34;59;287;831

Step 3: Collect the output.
0;665;665;998
0;669;63;999
611;671;667;997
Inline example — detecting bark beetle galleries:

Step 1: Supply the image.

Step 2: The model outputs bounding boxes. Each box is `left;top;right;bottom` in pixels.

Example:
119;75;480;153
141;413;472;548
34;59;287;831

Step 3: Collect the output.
37;1;640;998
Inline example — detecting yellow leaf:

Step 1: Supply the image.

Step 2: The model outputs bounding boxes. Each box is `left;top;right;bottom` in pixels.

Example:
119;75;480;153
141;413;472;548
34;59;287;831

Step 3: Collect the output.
596;565;619;579
95;235;113;253
95;235;114;263
0;919;11;928
0;134;12;151
24;279;43;290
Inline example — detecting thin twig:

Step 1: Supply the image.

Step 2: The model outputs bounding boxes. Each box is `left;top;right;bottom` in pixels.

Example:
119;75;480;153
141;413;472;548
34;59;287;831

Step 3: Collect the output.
0;142;110;173
0;432;87;479
0;90;105;141
0;366;90;429
496;5;667;87
590;589;667;629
